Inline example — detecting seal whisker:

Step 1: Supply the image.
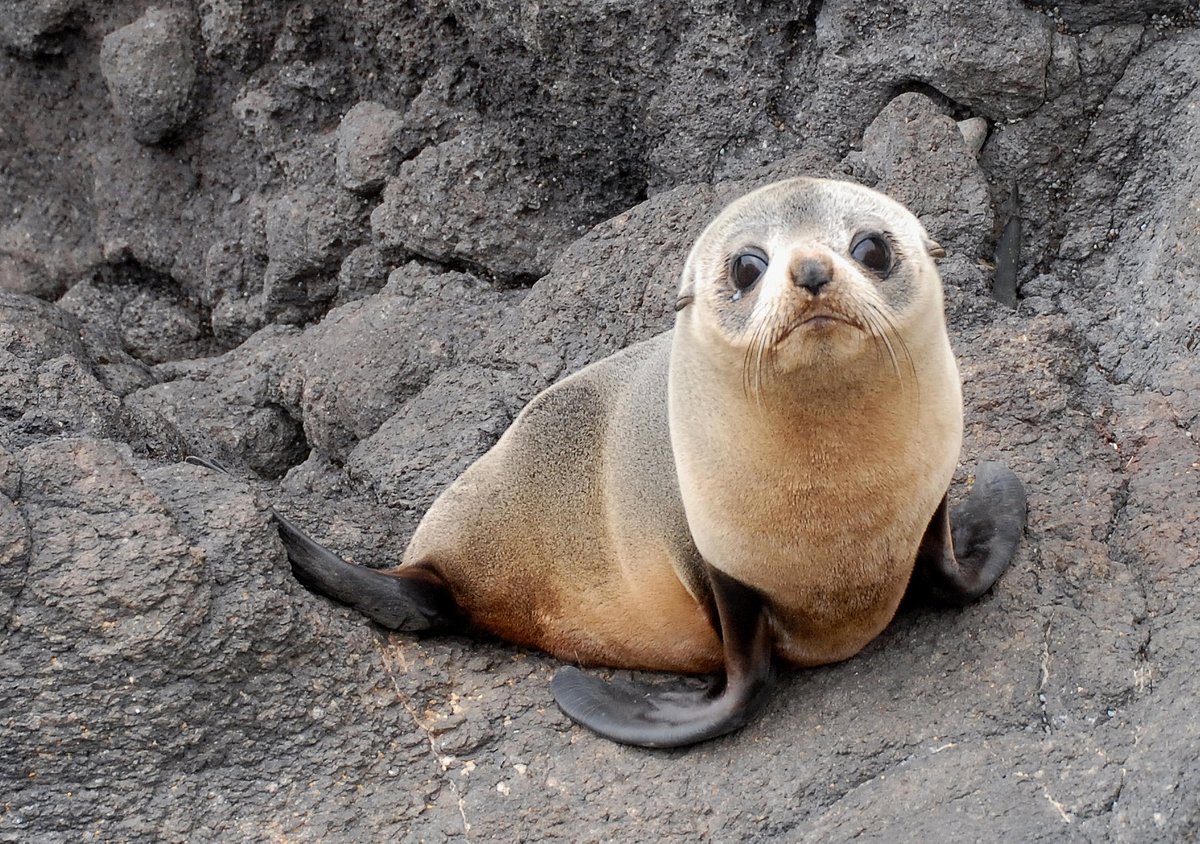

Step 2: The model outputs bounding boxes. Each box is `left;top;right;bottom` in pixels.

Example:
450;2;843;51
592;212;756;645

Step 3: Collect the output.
871;301;918;384
753;303;778;408
861;303;901;383
742;320;761;402
863;298;919;406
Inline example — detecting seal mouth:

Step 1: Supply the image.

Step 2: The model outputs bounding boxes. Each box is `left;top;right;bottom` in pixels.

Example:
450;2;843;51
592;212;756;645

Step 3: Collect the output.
741;298;908;402
776;310;860;343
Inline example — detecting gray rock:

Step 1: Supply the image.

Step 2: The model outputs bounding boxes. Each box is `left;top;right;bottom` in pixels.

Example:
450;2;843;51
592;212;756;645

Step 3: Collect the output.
956;117;989;156
286;264;522;464
128;326;306;478
0;444;20;499
57;276;157;396
91;138;212;289
814;0;1054;122
371;125;632;284
856;93;994;259
346;366;528;515
1027;0;1198;29
196;0;267;67
119;287;208;365
262;185;365;321
335;243;393;305
203;238;268;346
0;0;84;56
335;101;407;195
0;492;29;623
100;7;198;145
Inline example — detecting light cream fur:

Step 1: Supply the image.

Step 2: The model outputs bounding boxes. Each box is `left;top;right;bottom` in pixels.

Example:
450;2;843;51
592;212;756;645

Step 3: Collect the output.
402;177;962;672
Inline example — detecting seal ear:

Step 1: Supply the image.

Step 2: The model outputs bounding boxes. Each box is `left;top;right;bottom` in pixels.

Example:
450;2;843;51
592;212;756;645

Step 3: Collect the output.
674;263;697;312
924;237;946;259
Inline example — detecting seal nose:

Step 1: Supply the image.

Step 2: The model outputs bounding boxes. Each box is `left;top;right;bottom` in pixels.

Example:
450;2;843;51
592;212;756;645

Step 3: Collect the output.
793;257;832;295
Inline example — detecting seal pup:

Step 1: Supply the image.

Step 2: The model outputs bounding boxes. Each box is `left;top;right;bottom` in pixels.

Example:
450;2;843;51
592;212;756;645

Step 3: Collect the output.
189;176;1026;748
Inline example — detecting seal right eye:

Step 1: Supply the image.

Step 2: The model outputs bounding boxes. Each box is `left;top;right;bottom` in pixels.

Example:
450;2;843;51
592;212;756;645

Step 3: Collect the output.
730;251;768;292
850;233;892;275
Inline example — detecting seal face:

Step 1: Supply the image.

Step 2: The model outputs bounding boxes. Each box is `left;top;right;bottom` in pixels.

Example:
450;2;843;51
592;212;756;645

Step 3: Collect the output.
676;178;946;387
191;176;1028;749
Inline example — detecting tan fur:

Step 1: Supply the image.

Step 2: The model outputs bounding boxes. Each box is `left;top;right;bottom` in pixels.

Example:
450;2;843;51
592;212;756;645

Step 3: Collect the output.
401;177;962;673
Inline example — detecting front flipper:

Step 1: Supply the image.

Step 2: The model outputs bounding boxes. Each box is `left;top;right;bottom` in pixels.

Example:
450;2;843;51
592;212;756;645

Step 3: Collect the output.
184;455;462;632
551;566;774;748
911;461;1028;606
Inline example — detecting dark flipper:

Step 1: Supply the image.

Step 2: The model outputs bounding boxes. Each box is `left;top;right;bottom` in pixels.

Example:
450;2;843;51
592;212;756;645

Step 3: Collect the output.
185;455;462;632
551;565;774;748
911;461;1028;606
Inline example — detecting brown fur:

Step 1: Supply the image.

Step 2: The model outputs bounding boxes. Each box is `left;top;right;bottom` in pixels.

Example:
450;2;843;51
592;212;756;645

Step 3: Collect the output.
399;177;961;673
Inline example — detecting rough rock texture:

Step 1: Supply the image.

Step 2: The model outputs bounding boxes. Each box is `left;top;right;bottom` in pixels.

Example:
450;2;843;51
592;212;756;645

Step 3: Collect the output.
335;100;409;195
100;7;199;145
2;1;1200;840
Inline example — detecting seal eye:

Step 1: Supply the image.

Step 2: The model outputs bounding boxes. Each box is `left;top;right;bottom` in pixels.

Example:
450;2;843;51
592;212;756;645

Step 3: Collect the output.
850;234;892;275
730;250;768;292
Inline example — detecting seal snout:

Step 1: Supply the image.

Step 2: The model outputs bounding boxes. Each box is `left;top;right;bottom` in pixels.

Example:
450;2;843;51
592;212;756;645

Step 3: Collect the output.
791;255;833;296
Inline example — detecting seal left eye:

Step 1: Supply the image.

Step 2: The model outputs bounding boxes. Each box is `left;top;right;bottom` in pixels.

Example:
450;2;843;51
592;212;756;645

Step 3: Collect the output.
731;251;768;292
850;234;892;274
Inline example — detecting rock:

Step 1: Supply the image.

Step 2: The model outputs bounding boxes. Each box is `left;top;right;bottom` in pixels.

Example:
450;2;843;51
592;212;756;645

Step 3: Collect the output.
57;275;157;397
346;366;527;515
0;290;137;451
335;101;407;195
335;243;393;305
1;444;431;838
196;0;267;67
3;0;1200;838
118;287;208;365
203;239;268;346
814;0;1054;123
127;326;306;478
91;138;212;289
262;185;365;321
371;125;633;284
0;492;29;623
856;93;994;258
956;117;989;156
0;0;84;56
100;7;198;145
286;264;521;464
0;444;20;499
1026;0;1198;29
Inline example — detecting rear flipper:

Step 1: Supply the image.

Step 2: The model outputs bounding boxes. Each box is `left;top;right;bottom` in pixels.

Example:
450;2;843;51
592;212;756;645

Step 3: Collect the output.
551;565;775;748
910;461;1028;606
185;455;462;632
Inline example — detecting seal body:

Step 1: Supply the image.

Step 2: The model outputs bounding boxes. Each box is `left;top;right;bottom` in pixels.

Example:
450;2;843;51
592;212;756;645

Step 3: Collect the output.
405;333;722;672
405;176;961;670
668;179;964;665
227;176;1025;747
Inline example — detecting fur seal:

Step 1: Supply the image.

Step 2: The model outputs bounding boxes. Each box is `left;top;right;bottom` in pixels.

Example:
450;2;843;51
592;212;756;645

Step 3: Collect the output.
188;176;1027;748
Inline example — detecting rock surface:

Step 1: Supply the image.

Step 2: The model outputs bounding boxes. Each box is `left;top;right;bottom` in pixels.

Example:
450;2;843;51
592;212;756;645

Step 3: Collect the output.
2;1;1199;841
99;7;198;144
